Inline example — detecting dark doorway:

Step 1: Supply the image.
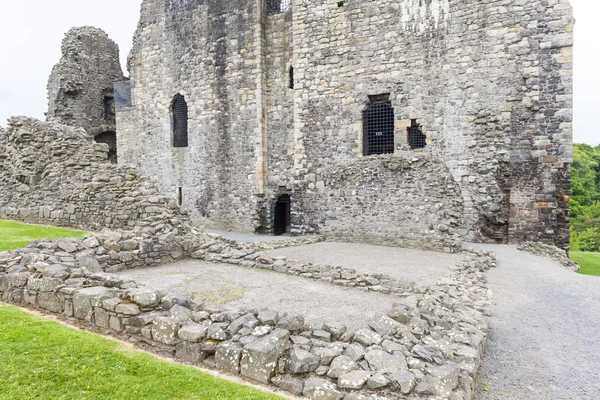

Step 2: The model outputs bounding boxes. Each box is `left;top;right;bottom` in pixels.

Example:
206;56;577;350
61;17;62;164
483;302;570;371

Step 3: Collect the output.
274;194;291;236
95;131;117;164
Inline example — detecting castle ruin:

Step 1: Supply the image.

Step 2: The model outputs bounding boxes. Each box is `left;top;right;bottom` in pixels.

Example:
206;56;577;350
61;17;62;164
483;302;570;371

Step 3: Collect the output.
45;0;575;251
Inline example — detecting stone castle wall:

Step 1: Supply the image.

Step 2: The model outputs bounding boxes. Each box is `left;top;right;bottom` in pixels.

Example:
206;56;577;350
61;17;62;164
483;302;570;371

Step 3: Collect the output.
116;0;572;250
297;155;463;252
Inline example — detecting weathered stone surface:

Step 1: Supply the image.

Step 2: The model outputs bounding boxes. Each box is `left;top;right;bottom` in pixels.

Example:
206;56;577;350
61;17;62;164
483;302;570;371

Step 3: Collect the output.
354;329;383;346
115;303;140;315
131;289;160;308
72;287;113;320
369;313;404;337
178;323;207;342
364;350;408;373
152;317;180;345
424;364;460;397
271;376;304;396
339;370;371;390
328;356;358;379
277;314;304;331
215;342;243;375
240;328;289;384
303;378;343;400
176;341;207;364
289;347;319;374
389;370;417;394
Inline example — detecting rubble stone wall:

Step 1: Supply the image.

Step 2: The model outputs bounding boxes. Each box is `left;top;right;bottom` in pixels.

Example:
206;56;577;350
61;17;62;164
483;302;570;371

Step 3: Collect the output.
0;118;186;232
47;27;124;137
0;227;496;400
116;0;572;250
296;155;463;252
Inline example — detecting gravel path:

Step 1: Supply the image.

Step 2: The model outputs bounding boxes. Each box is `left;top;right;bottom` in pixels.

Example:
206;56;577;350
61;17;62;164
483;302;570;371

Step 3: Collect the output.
205;229;295;244
469;244;600;400
117;260;399;331
266;242;463;287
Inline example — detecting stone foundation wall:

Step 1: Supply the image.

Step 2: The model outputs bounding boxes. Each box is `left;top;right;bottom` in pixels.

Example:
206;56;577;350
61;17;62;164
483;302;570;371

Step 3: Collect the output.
0;118;187;232
0;227;496;400
296;154;463;252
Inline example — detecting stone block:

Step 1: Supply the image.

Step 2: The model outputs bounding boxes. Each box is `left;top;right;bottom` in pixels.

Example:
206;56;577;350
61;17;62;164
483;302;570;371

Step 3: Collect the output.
240;328;289;384
215;342;243;375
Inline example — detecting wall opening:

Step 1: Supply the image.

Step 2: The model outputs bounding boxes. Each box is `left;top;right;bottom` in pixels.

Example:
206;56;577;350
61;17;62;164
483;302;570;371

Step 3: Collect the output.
172;95;189;148
273;194;291;236
289;66;294;89
408;119;427;149
103;95;115;122
95;131;117;164
363;98;395;156
266;0;291;14
178;187;183;207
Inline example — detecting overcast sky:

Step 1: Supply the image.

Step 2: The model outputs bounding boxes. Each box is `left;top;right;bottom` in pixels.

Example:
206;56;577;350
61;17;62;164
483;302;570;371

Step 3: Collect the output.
0;1;597;145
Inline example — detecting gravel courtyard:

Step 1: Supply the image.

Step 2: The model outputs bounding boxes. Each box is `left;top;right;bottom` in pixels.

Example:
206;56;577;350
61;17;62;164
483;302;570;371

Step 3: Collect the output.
471;244;600;400
117;260;402;331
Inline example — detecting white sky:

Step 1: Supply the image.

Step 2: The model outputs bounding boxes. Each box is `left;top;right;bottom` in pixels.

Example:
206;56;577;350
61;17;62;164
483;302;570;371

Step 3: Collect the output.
0;1;598;145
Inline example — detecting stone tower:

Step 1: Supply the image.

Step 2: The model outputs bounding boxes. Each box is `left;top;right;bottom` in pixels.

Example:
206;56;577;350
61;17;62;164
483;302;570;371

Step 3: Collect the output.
47;26;124;162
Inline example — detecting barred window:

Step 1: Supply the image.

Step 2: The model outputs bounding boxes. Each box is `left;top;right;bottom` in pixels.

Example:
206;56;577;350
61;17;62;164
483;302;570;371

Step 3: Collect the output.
408;119;426;149
172;95;188;148
363;101;395;156
266;0;291;14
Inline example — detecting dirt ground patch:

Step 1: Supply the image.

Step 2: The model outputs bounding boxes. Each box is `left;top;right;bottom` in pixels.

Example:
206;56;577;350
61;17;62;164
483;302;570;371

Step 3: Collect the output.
117;260;400;331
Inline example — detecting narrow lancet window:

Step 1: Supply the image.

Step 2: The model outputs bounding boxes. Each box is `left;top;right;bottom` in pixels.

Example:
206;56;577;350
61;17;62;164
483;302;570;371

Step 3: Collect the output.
172;95;189;148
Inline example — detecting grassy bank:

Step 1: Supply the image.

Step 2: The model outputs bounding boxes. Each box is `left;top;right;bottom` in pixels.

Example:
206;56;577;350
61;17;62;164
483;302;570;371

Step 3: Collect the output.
0;220;88;252
570;251;600;277
0;303;281;400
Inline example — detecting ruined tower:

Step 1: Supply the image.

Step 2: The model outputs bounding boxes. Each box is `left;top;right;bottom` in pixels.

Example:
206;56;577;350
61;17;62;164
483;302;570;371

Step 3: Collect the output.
47;26;124;163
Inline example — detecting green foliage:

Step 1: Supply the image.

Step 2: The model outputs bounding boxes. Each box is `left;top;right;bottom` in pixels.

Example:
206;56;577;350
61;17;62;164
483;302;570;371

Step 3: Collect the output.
0;303;281;400
570;225;581;251
578;228;600;252
570;251;600;276
570;143;600;222
0;220;88;252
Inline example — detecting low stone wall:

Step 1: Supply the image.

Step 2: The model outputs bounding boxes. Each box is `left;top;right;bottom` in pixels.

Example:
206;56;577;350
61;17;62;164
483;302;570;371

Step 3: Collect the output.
297;155;464;253
0;117;187;232
0;228;495;400
517;242;579;272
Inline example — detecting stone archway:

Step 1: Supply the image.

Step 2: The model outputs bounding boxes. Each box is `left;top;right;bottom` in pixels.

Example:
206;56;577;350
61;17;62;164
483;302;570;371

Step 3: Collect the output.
95;131;117;164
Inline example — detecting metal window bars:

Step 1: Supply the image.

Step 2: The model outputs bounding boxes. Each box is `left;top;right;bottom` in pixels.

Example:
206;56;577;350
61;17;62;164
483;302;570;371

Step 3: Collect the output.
363;101;395;156
172;95;189;148
266;0;291;14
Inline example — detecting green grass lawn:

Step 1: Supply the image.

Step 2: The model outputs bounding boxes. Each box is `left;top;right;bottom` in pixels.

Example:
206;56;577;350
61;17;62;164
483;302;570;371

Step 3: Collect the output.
0;220;89;252
570;251;600;277
0;303;282;400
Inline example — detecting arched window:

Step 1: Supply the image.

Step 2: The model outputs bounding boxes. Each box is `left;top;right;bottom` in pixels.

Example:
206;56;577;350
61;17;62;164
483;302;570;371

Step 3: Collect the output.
172;95;189;148
266;0;291;14
363;101;395;156
95;131;117;164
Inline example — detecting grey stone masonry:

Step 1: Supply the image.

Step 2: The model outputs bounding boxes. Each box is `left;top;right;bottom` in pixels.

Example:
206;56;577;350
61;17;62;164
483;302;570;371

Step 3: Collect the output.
0;226;496;400
47;27;124;137
115;0;573;250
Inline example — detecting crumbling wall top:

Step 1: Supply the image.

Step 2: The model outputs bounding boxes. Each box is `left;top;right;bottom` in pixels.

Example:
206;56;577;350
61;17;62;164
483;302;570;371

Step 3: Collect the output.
47;26;124;137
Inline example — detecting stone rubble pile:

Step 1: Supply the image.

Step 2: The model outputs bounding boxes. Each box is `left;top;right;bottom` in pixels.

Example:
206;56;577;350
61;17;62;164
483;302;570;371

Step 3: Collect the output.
0;117;189;232
0;228;495;400
517;242;579;273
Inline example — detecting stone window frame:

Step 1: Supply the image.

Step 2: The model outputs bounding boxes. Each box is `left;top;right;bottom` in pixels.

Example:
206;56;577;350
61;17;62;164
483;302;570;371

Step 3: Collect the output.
362;94;396;157
171;93;189;148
